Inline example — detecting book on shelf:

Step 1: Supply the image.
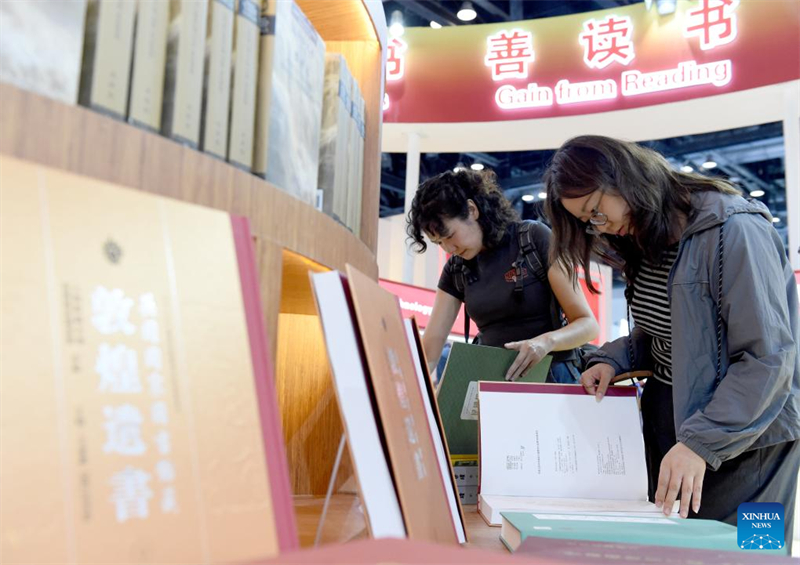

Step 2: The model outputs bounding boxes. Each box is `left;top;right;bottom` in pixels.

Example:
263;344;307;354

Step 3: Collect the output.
79;0;137;119
500;511;781;554
348;87;366;236
0;0;87;105
345;265;461;545
318;54;352;223
199;0;235;159
128;0;170;131
254;0;326;206
309;270;407;539
436;342;552;460
404;317;468;544
227;0;262;171
0;154;297;563
162;0;209;148
517;536;797;564
478;381;660;527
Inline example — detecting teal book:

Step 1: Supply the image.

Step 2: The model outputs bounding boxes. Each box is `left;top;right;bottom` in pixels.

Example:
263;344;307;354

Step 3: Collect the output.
500;511;787;556
436;342;552;458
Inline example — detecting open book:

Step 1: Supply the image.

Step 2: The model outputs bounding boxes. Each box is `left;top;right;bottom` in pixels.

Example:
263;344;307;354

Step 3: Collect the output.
478;381;674;526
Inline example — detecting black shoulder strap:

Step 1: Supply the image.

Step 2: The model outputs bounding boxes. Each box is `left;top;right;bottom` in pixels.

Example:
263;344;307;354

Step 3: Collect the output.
517;221;548;283
450;256;472;343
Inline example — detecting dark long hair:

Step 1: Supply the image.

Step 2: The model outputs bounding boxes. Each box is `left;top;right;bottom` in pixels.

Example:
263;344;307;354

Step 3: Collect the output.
543;135;739;292
406;169;519;253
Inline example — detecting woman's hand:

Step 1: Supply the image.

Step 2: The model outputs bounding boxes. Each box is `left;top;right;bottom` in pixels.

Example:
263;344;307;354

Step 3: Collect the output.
580;363;615;401
504;336;552;381
655;443;706;519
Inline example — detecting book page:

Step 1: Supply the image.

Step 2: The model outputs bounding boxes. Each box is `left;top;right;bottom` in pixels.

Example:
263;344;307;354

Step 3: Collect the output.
479;383;647;500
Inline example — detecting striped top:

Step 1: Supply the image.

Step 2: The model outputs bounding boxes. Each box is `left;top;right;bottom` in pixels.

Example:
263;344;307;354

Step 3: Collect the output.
630;243;680;385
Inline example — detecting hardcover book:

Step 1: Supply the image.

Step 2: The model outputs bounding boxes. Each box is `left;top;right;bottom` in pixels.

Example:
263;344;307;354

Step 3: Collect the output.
227;0;261;170
128;0;170;131
200;0;235;159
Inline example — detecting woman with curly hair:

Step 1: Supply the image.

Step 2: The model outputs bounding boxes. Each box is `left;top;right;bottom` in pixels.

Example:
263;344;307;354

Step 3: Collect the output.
543;135;799;548
406;168;598;383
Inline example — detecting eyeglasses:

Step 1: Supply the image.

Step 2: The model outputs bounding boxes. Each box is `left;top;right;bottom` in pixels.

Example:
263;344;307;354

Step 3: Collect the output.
585;192;608;235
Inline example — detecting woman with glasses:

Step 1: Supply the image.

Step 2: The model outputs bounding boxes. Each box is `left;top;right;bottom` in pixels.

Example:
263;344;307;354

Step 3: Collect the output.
406;168;599;384
544;135;799;549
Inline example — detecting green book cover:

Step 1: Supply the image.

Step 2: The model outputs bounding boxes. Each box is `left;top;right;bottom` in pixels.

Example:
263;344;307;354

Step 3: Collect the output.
500;511;787;555
437;342;552;458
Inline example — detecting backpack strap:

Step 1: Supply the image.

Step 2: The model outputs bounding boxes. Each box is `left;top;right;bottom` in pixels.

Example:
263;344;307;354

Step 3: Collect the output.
450;255;475;343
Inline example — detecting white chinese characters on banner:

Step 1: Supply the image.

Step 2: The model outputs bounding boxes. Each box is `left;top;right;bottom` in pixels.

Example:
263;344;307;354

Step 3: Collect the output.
387;37;408;81
110;466;153;523
685;0;739;51
96;343;141;394
103;405;147;456
484;29;535;81
580;15;635;69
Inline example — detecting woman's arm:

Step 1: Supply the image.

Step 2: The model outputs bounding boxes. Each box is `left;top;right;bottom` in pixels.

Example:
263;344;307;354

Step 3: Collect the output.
421;289;462;374
504;262;599;380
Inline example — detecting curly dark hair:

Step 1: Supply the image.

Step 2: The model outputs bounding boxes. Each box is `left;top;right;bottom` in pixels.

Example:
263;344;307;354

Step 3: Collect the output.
543;135;740;292
406;169;519;253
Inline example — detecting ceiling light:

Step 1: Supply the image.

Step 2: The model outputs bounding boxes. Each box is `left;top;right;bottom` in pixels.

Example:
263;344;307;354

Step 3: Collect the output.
680;164;694;173
453;162;466;172
389;10;404;37
470;163;484;171
772;217;781;223
655;0;677;15
749;189;765;198
457;1;477;22
701;156;717;169
538;192;547;199
430;20;442;29
521;194;535;202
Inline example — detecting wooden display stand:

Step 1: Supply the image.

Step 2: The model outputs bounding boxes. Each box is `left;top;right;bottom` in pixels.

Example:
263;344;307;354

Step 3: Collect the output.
0;0;387;532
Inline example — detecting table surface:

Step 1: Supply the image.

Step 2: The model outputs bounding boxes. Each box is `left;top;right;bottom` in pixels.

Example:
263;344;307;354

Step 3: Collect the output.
294;494;506;552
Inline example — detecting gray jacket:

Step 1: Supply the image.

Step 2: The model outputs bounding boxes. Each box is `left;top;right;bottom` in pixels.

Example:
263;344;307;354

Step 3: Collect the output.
586;191;800;471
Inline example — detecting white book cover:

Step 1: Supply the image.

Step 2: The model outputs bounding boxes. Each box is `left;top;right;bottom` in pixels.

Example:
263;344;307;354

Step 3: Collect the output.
0;0;87;105
309;271;406;539
478;381;649;524
403;319;466;544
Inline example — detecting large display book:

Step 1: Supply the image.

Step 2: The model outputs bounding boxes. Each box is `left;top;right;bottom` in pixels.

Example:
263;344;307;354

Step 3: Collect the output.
78;0;137;120
0;155;297;563
127;0;170;132
0;0;87;105
254;0;326;207
477;381;673;527
227;0;262;171
162;0;209;148
199;0;235;160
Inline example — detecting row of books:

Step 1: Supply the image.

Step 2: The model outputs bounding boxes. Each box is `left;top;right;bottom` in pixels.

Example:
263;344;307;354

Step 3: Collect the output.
0;0;366;233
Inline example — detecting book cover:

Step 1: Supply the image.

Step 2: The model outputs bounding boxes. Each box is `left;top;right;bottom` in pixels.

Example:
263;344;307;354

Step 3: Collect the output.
500;511;784;555
436;342;552;458
518;536;797;564
253;0;325;205
0;0;87;105
0;155;296;563
162;0;209;148
200;0;235;159
79;0;137;119
128;0;170;131
345;265;459;544
309;271;406;539
227;0;261;170
318;54;351;222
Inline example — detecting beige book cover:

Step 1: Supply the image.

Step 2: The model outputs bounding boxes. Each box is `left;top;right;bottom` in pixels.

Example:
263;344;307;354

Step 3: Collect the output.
334;64;354;225
350;89;366;236
128;0;170;131
0;0;87;104
79;0;137;119
0;155;296;563
200;0;235;159
345;265;460;545
227;0;261;170
162;0;209;148
318;54;352;221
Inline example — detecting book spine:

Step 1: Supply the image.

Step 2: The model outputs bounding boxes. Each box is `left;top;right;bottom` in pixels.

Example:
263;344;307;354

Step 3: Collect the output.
128;0;170;131
201;0;235;159
162;0;208;148
317;54;343;217
79;0;136;119
252;0;278;178
226;0;261;170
